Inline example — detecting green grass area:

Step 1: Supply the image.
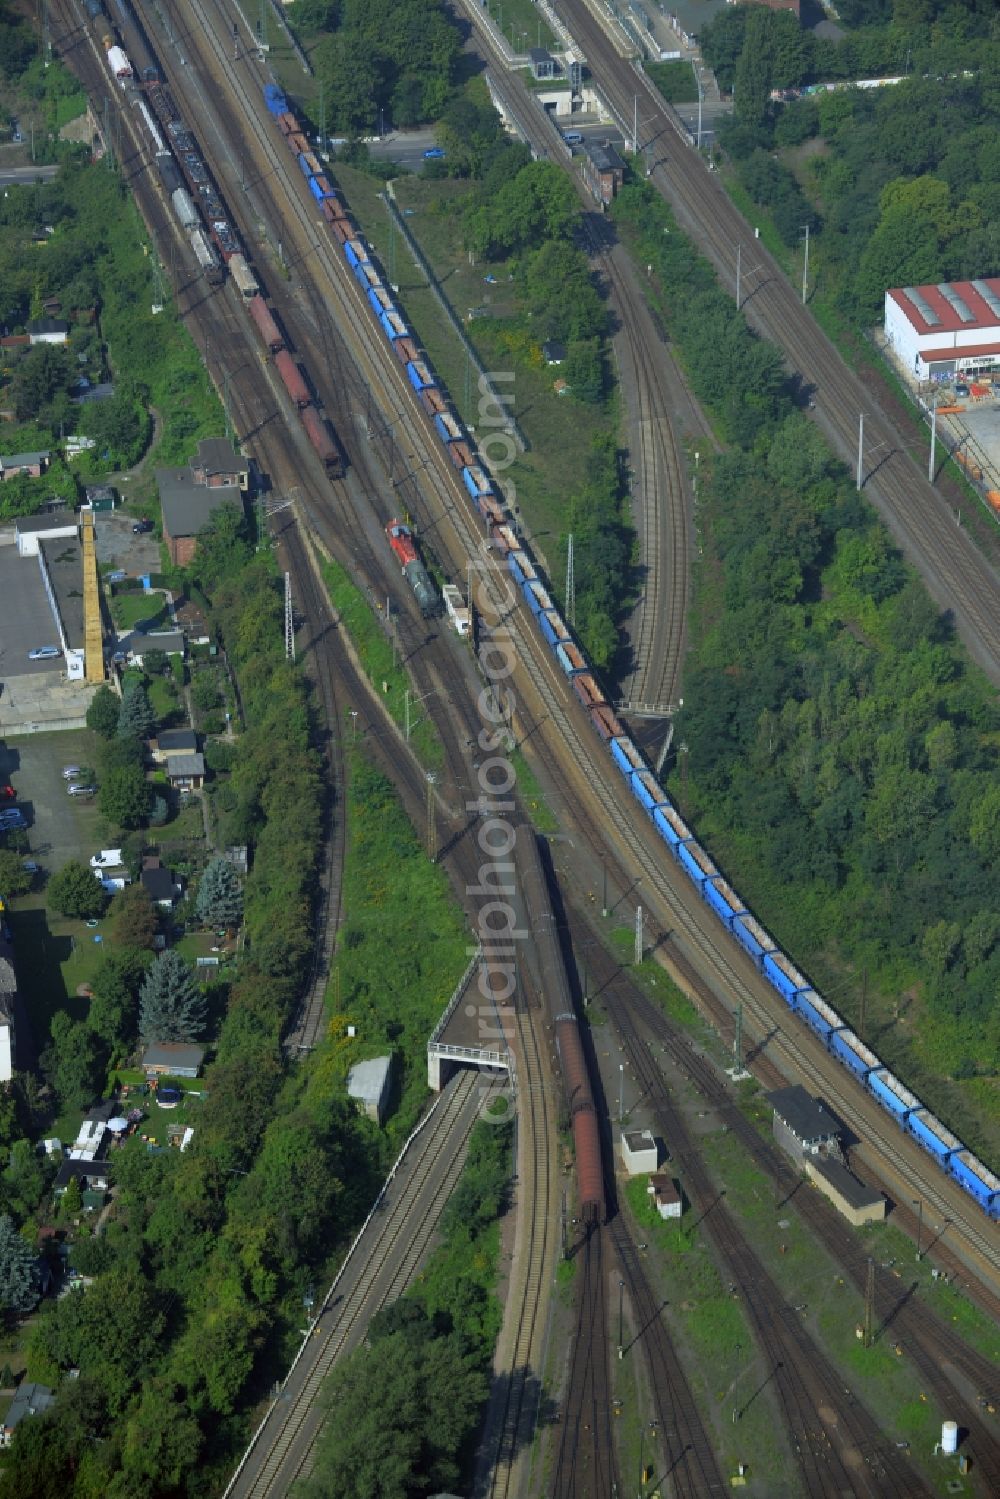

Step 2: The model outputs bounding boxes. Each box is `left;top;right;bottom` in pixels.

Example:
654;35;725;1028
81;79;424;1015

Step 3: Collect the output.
109;591;171;631
4;900;110;1040
320;555;444;772
510;747;559;834
621;1176;798;1488
484;0;556;52
647;60;698;105
318;753;470;1148
605;924;716;1039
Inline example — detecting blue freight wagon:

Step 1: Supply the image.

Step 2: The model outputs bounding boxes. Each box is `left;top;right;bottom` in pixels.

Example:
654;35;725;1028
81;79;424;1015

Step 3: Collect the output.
540;610;569;648
298;150;322;179
703;875;747;930
541;609;570;648
524;580;554;617
434;411;463;444
556;641;588;677
906;1109;962;1164
731;913;775;964
508;551;536;588
464;465;493;501
610;736;644;779
309;174;335;202
631;769;668;816
829;1028;881;1080
948;1152;999;1216
344;239;368;270
652;803;692;849
381;311;408;342
867;1068;920;1123
794;988;841;1043
762;950;811;1005
677;838;717;889
406;360;434;391
264;83;288;116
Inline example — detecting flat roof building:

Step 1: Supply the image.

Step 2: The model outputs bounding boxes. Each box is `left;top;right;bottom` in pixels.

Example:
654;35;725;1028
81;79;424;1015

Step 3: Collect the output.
621;1128;658;1175
806;1157;886;1226
884;278;1000;382
143;1042;205;1078
347;1056;393;1125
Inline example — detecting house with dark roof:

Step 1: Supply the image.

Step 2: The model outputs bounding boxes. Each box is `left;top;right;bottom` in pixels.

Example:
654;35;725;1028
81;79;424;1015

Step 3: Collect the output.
805;1156;885;1226
529;46;555;79
543;340;567;365
767;1085;841;1165
26;317;69;345
141;863;181;908
2;1384;55;1447
156;466;243;567
143;1042;205;1078
582;141;625;207
165;753;205;791
1;450;50;482
54;1158;110;1194
151;728;198;761
191;437;249;490
113;630;185;667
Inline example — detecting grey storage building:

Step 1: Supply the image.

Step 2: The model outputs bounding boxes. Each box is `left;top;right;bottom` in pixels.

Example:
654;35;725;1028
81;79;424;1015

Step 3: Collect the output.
767;1085;840;1165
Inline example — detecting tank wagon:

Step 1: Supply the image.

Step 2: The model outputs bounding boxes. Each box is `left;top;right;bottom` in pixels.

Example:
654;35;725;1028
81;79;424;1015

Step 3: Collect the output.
255;73;1000;1224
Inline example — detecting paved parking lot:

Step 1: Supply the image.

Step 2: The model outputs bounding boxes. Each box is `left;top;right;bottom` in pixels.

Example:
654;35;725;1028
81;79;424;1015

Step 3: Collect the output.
94;513;162;577
0;547;65;679
0;730;107;872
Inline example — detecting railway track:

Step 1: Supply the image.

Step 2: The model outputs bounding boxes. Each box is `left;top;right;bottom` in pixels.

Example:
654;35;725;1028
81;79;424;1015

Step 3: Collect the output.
604;953;1000;1490
555;0;1000;687
582;940;934;1499
551;1226;617;1499
226;1070;494;1499
482;970;558;1499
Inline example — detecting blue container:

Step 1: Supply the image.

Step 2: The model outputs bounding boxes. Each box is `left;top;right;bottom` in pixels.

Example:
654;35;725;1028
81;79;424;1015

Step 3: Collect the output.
948;1152;998;1214
264;84;288;117
344;240;366;269
555;642;587;677
310;174;334;201
381;311;407;342
677;839;716;888
508;551;536;588
795;990;836;1041
907;1110;959;1163
539;611;563;648
631;770;665;816
652;804;691;849
731;913;774;964
462;467;481;500
704;877;747;929
829;1028;879;1079
524;580;554;617
610;736;643;778
762;950;810;1005
406;361;432;391
434;412;458;443
867;1068;919;1122
542;609;570;646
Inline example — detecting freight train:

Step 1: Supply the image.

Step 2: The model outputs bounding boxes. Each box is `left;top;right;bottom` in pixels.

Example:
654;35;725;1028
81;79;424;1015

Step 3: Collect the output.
514;828;604;1226
258;80;999;1223
80;0;343;474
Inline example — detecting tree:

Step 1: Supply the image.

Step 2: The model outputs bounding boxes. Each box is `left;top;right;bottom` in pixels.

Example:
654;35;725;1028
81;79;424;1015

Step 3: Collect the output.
59;1176;83;1219
0;1214;40;1317
0;849;31;897
99;765;151;830
86;683;121;739
139;951;206;1043
141;649;168;678
117;680;155;740
195;856;244;928
47;860;107;920
40;1013;102;1113
87;949;147;1056
111;884;158;950
2;1140;46;1221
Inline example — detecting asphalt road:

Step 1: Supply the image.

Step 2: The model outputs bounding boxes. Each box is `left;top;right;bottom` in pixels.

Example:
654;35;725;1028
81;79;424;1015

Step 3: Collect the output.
0;164;60;187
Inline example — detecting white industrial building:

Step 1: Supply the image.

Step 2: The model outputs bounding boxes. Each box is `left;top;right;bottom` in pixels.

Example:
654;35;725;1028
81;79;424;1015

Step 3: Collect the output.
884;278;1000;382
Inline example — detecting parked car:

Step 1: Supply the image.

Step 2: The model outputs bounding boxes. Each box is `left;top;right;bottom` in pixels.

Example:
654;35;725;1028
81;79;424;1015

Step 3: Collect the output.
22;860;40;875
28;646;60;660
0;809;25;824
955;382;970;396
90;849;124;869
132;519;154;534
562;131;583;145
423;147;445;159
67;784;96;797
61;765;83;779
